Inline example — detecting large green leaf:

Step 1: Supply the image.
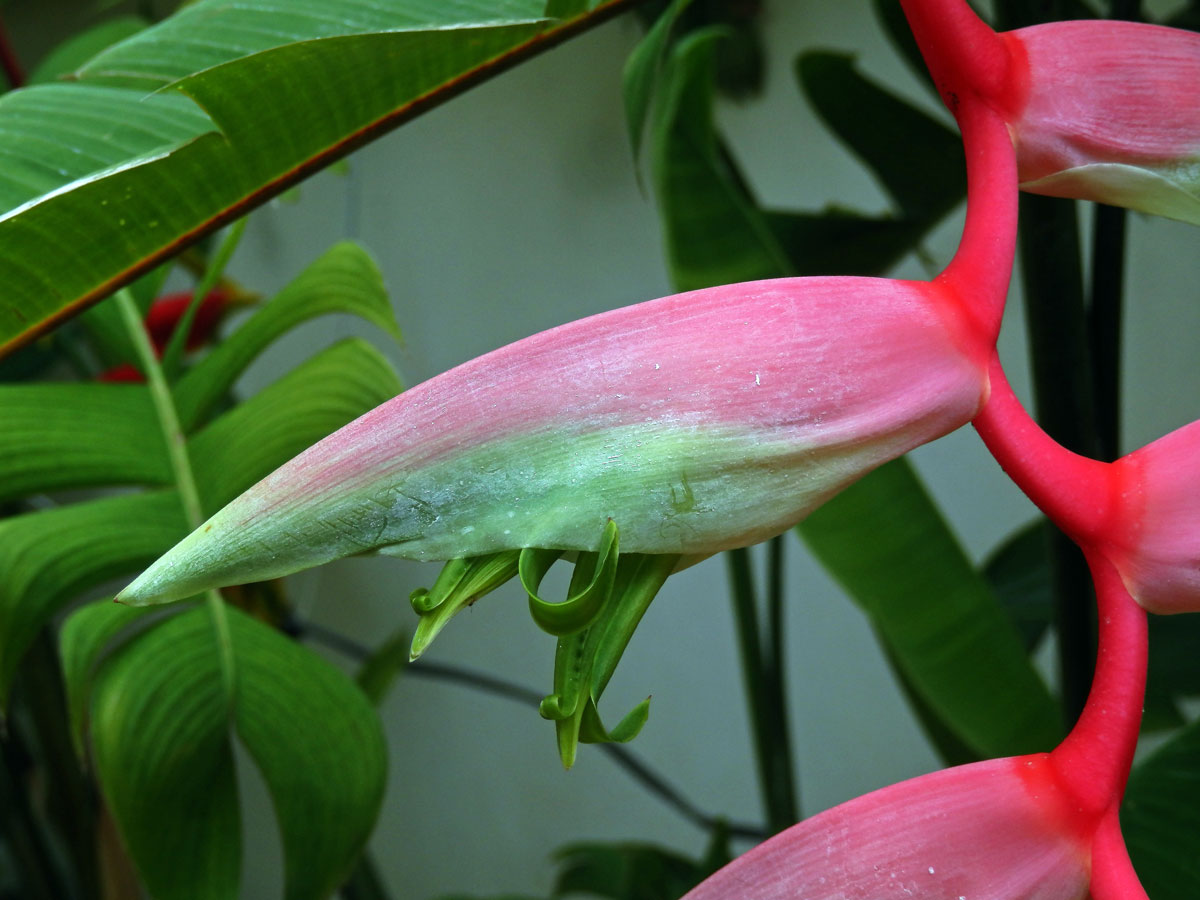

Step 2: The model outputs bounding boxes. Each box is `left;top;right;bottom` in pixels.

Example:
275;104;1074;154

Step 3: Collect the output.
795;50;964;222
89;604;387;900
797;459;1062;757
0;491;187;706
0;0;634;356
191;337;402;510
174;240;399;431
0;383;166;503
1123;715;1200;898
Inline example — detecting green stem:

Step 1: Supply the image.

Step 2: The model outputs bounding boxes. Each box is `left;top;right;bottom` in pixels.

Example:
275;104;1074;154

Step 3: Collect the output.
725;546;797;833
160;218;247;380
115;290;235;700
1018;193;1097;731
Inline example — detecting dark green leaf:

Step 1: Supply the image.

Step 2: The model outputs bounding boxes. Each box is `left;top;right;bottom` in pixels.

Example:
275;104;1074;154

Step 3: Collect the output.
1123;715;1200;898
982;518;1054;652
59;597;167;757
797;458;1063;758
174;241;400;431
88;605;386;900
764;207;929;276
90;608;241;900
650;28;792;290
796;50;964;222
0;490;186;705
231;607;387;900
190;338;402;512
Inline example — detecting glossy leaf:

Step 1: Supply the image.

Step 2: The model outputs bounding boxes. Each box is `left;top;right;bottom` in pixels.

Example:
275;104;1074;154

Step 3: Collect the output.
174;241;400;430
0;491;186;705
797;458;1063;758
89;604;386;900
0;383;166;503
1123;715;1200;899
0;0;631;355
190;338;402;511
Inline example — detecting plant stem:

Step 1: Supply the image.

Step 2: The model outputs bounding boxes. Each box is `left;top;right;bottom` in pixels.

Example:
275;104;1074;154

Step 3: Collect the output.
298;619;766;841
726;546;798;834
115;290;235;700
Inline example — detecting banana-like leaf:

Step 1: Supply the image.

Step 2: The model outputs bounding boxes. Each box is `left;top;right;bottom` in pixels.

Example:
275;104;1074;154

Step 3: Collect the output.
797;459;1062;757
174;241;399;430
0;491;187;705
89;604;387;900
650;32;1060;759
0;383;166;503
0;0;633;356
190;338;402;511
1123;714;1200;899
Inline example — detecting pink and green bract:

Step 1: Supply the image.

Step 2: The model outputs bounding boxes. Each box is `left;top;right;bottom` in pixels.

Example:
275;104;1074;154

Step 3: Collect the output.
117;273;992;606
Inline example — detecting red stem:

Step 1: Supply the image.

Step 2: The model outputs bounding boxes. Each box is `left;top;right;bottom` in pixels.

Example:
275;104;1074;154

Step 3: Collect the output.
1089;807;1150;900
935;98;1017;346
898;0;1012;104
1051;550;1147;815
972;353;1114;541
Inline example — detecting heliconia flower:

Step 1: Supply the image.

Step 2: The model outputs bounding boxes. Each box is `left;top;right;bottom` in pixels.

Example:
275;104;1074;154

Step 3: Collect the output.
114;91;1018;607
901;0;1200;224
974;354;1200;615
681;549;1150;900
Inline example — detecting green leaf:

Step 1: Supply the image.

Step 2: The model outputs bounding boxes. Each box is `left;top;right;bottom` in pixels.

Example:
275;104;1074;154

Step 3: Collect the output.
59;598;172;757
1123;715;1200;898
27;16;149;85
982;518;1054;652
0;490;186;706
89;607;241;900
795;50;965;222
622;0;696;163
89;605;387;900
796;458;1063;758
174;241;400;431
190;338;402;512
650;28;792;290
409;551;521;659
0;382;168;503
231;608;387;900
0;0;628;355
764;207;930;277
522;520;620;636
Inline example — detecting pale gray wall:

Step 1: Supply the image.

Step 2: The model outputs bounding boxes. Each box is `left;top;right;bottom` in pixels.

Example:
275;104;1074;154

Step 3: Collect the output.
19;0;1192;897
